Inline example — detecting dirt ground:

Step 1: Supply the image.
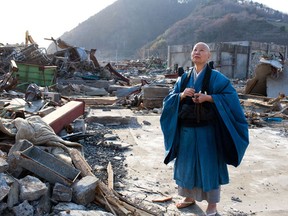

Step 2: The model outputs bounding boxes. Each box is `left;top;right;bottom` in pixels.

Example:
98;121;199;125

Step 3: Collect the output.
87;108;288;216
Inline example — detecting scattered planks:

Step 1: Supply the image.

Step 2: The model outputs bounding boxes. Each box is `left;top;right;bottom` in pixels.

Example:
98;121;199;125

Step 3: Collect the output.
73;150;158;215
94;181;157;216
69;148;94;177
240;93;288;117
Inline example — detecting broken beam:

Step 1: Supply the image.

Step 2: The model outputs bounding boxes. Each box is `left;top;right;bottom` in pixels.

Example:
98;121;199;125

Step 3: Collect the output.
104;63;130;85
42;100;85;134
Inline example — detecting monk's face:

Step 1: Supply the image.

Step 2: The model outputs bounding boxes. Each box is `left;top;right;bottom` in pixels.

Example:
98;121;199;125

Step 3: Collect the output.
191;43;211;65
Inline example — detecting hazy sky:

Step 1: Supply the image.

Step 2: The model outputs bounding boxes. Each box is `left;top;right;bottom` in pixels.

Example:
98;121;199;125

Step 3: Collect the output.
0;0;117;48
0;0;287;49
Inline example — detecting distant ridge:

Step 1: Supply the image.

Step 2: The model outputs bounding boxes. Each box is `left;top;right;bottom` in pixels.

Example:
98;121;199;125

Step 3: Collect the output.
48;0;288;60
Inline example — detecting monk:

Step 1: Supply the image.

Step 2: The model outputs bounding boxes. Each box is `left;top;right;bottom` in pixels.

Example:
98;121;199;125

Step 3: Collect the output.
160;42;249;215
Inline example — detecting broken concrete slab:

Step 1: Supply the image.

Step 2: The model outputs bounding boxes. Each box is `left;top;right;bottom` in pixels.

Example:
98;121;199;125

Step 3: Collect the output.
74;96;117;106
267;63;288;98
43;92;61;103
58;210;114;216
0;173;10;202
0;157;8;173
80;85;109;96
19;175;48;201
114;85;141;97
6;176;19;208
0;202;8;215
142;85;170;98
12;200;34;216
52;202;86;214
85;108;138;126
142;85;169;108
52;183;72;202
72;175;98;205
33;183;51;215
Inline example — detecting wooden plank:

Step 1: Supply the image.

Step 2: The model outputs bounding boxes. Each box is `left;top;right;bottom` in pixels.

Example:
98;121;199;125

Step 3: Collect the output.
107;162;114;190
69;148;94;177
74;97;117;106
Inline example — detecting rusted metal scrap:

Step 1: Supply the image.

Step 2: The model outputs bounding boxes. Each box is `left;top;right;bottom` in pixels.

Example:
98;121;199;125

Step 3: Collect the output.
90;49;100;69
0;46;17;73
19;146;81;186
104;63;130;85
56;38;74;49
0;60;18;91
0;44;51;71
52;46;96;74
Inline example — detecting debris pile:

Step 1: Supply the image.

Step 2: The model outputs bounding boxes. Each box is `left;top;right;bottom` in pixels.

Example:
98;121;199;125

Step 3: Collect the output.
0;101;159;215
241;93;288;129
1;36;288;215
244;53;285;96
241;53;288;129
0;38;169;215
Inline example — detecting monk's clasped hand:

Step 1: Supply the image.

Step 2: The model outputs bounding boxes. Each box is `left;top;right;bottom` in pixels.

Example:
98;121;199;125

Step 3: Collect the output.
183;88;195;98
193;91;208;103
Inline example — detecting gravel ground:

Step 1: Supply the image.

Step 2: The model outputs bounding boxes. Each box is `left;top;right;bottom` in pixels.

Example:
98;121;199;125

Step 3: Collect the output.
77;122;129;187
68;109;288;216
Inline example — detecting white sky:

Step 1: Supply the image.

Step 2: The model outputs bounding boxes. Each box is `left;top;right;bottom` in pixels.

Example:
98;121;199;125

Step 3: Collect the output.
254;0;288;14
0;0;117;48
0;0;287;49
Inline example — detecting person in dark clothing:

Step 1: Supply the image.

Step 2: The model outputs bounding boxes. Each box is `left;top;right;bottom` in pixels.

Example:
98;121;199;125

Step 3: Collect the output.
177;67;185;77
160;42;249;215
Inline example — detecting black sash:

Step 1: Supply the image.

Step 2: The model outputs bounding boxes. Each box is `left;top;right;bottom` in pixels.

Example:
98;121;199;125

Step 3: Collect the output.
178;64;216;126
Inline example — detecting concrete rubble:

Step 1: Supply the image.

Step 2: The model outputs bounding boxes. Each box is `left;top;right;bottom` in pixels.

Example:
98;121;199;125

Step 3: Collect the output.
0;37;288;215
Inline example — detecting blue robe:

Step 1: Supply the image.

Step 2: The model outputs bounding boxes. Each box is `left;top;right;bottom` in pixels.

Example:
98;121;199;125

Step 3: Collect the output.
160;67;249;192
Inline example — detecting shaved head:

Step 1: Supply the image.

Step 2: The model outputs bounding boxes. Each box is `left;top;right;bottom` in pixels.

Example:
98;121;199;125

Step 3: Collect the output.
191;42;211;69
194;42;210;52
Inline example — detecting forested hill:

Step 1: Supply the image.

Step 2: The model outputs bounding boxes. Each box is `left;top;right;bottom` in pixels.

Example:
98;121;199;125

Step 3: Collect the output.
48;0;288;60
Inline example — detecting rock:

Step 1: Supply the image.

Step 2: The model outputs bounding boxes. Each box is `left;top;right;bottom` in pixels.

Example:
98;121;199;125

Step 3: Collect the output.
0;157;9;173
0;173;10;202
5;174;19;208
52;202;86;214
58;210;114;216
72;176;98;205
32;183;51;216
19;175;48;201
0;202;8;215
7;140;33;177
52;183;72;202
13;200;34;216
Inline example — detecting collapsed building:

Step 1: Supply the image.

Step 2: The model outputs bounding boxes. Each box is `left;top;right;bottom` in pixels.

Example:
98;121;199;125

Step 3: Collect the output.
244;53;285;97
